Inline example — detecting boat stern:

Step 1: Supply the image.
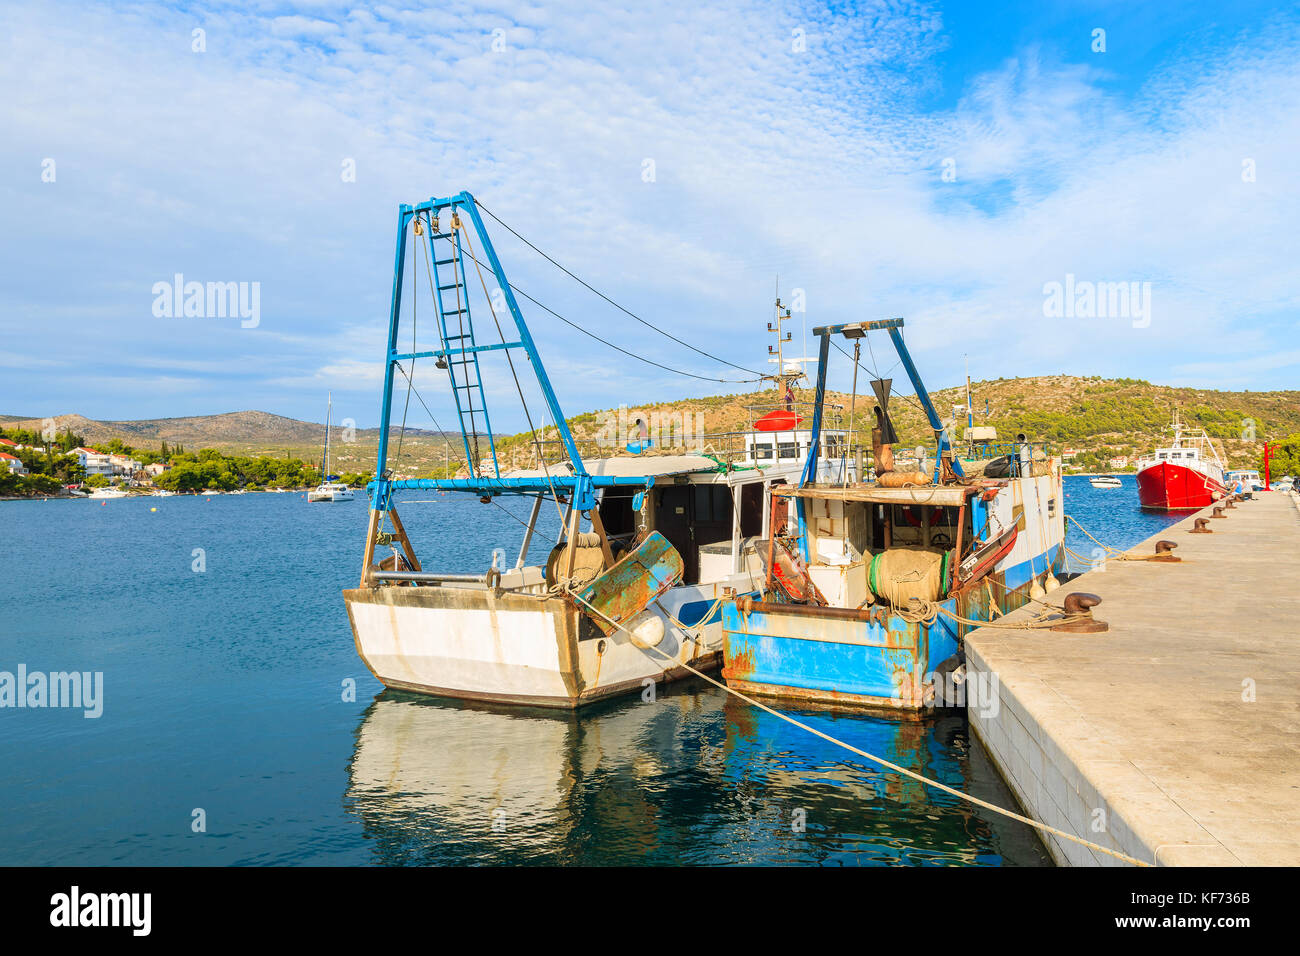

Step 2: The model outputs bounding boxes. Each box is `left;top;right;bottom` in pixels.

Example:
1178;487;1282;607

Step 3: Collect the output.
720;597;954;711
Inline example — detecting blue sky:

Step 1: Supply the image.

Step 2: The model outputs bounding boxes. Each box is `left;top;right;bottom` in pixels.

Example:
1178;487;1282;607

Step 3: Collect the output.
2;0;1297;431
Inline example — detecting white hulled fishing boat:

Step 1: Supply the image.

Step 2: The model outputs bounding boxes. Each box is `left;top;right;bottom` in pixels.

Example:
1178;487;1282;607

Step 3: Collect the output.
343;190;851;708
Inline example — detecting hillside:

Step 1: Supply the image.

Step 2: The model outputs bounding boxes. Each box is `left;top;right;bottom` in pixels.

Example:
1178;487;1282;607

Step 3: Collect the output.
7;377;1298;476
510;375;1300;473
0;411;455;477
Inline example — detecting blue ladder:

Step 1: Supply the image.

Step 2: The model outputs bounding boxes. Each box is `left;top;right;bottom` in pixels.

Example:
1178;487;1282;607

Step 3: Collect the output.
424;214;500;479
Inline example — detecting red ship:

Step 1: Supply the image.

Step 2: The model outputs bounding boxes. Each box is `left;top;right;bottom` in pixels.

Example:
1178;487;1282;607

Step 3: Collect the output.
1134;413;1228;510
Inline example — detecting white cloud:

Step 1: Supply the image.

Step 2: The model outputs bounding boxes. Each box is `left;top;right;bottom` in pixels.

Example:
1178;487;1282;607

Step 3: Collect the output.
0;1;1297;427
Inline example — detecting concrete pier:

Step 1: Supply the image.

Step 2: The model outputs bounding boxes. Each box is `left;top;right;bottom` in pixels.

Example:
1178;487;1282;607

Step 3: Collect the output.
965;491;1300;866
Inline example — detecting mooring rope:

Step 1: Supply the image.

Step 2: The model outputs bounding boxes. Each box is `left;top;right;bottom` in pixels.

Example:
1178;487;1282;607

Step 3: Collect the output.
563;587;1151;866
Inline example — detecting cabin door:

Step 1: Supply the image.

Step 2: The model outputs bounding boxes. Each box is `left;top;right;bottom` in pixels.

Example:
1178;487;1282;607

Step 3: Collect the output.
656;486;697;583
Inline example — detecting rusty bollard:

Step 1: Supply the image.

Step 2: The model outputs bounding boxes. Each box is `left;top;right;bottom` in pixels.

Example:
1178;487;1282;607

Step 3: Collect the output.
1052;592;1109;633
1211;506;1226;519
1190;517;1213;534
1152;539;1181;562
1225;497;1237;509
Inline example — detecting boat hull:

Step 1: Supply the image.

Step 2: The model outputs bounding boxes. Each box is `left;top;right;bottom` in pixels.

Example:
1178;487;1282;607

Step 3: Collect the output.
1136;461;1225;510
343;581;740;709
720;467;1065;712
721;548;1060;712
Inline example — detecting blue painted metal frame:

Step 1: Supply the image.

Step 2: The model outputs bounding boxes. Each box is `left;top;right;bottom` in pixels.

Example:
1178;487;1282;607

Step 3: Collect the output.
801;318;964;489
370;191;640;512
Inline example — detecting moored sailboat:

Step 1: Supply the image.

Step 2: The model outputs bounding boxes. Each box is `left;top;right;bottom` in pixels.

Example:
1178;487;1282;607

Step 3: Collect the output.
308;392;355;502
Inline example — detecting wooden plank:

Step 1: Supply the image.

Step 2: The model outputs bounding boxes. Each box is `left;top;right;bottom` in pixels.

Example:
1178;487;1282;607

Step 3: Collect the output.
587;505;616;569
774;484;972;506
388;505;422;572
360;508;381;587
562;507;581;582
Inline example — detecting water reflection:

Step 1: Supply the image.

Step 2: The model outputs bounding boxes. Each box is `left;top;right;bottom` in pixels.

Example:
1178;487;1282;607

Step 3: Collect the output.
346;682;1051;866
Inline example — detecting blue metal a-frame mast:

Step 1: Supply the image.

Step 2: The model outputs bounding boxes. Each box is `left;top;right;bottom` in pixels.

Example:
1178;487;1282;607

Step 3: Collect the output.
799;318;965;488
369;191;644;513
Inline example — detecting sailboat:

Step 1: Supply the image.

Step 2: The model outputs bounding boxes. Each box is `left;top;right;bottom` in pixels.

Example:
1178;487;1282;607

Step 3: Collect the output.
307;393;356;502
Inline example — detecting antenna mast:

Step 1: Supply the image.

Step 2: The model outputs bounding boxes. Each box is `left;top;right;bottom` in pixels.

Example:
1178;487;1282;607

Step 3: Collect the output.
765;280;810;408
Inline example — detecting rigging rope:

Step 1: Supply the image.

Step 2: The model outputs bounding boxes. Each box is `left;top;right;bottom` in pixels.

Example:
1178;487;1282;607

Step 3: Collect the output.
476;199;767;377
455;242;759;384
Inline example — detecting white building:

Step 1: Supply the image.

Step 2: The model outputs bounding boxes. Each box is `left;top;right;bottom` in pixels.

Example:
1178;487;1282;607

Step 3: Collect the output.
144;462;168;477
0;452;28;475
108;454;142;476
74;447;114;476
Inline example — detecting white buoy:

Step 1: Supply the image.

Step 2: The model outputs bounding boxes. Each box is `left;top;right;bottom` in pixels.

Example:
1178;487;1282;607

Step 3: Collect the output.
627;609;666;649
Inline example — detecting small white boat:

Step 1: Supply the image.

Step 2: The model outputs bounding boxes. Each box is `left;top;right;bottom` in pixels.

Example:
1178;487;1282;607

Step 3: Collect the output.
87;486;128;499
308;481;356;502
1089;475;1123;488
308;392;356;502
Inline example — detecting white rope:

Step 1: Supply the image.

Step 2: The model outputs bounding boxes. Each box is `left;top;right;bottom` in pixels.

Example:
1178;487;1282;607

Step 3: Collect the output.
565;587;1152;867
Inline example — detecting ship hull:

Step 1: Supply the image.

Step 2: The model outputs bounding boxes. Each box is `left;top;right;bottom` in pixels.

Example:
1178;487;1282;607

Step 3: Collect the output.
342;580;747;709
720;469;1066;712
1136;461;1225;510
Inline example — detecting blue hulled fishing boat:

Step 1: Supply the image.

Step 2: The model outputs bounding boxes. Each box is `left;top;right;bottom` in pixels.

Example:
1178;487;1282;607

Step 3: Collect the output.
720;319;1066;711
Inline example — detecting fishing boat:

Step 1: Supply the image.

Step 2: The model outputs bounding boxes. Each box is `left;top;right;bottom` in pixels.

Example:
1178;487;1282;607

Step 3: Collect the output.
308;392;356;502
342;190;851;709
1088;475;1122;488
718;319;1066;712
1134;411;1226;510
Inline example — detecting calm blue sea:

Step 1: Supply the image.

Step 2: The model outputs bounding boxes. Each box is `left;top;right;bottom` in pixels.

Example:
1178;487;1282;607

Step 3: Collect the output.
0;476;1170;866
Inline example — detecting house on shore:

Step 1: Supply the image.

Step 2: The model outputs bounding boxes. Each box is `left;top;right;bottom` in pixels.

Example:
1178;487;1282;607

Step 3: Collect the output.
1;452;28;475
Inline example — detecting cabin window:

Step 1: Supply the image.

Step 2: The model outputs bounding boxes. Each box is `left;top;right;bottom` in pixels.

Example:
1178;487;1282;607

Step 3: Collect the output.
824;435;840;459
598;488;641;538
753;443;774;460
778;441;798;459
1170;452;1182;459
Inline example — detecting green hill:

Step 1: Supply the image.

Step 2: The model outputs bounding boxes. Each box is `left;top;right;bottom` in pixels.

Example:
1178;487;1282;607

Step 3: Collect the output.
8;376;1297;478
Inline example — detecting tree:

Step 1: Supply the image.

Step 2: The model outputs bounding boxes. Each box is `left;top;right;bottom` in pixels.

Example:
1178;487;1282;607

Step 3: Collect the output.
18;474;62;496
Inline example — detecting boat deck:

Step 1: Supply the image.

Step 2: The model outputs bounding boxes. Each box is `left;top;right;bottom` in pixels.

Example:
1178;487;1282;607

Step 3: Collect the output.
965;491;1300;865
